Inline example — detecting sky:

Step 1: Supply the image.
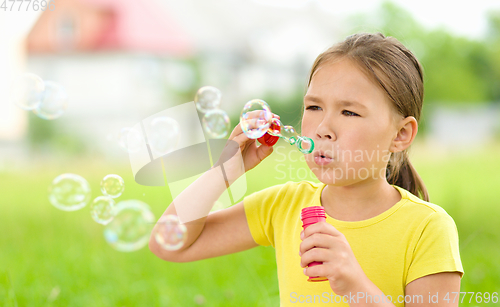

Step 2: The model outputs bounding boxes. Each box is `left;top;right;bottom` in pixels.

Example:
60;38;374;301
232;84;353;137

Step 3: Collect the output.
254;0;500;39
388;0;500;38
2;0;500;40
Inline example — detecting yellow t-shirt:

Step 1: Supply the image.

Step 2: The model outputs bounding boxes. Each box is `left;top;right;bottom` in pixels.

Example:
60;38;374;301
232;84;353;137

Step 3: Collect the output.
243;181;464;306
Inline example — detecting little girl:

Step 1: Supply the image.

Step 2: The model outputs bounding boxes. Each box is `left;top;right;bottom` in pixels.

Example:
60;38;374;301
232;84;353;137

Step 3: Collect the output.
149;33;464;307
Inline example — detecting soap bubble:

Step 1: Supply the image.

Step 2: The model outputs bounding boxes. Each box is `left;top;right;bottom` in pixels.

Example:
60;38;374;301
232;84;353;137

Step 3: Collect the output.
153;214;187;251
267;117;282;137
265;117;315;154
202;109;231;138
195;86;221;113
48;173;91;211
10;73;45;110
147;116;180;156
117;127;144;153
90;196;115;225
104;200;155;252
101;174;125;198
33;81;68;120
240;99;272;139
282;125;297;145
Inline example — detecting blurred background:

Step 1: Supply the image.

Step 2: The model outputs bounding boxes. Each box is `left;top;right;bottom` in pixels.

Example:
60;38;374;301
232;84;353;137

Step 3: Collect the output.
1;0;499;306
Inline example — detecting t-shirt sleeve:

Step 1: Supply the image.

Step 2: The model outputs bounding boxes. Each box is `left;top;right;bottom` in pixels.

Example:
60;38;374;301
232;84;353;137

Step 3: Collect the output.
406;211;464;285
243;183;288;247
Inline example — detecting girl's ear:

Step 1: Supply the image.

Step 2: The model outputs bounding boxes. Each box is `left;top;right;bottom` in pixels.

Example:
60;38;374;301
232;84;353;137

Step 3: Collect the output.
389;116;418;153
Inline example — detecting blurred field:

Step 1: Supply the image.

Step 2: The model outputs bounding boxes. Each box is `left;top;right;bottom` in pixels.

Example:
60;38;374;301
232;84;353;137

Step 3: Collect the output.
1;141;499;306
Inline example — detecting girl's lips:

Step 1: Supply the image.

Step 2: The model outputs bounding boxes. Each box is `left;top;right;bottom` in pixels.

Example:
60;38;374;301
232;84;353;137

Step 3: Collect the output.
314;155;333;166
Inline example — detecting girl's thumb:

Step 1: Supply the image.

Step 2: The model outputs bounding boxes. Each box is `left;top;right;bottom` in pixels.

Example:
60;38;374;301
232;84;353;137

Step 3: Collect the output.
262;144;273;156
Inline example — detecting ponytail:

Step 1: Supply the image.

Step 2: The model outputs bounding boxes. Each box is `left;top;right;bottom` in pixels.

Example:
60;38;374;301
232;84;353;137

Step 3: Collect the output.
387;151;429;202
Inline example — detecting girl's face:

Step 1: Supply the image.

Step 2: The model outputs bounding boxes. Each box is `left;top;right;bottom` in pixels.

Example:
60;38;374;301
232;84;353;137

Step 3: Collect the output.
302;58;400;186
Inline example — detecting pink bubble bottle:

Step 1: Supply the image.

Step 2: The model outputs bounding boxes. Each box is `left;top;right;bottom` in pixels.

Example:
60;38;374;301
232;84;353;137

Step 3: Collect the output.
301;206;328;282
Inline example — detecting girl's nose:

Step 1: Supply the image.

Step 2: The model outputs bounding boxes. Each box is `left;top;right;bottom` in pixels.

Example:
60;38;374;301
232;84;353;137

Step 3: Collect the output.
316;118;336;141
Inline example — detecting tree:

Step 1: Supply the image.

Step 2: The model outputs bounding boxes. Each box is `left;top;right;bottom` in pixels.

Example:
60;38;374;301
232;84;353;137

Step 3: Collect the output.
346;1;499;105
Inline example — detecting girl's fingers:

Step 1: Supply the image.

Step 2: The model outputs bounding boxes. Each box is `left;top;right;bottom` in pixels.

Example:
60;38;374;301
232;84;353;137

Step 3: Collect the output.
231;131;254;148
303;263;328;278
299;233;334;256
302;222;343;240
235;112;279;133
230;112;280;140
228;123;244;139
255;143;273;161
300;247;331;268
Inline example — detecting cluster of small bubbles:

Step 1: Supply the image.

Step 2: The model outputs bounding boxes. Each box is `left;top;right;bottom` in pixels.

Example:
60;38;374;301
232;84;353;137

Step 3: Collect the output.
117;127;144;153
240;99;272;139
90;196;115;225
33;81;68;120
270;119;314;154
10;73;68;120
48;173;91;211
153;214;187;251
100;174;125;198
202;109;231;138
240;99;314;154
281;125;297;145
267;117;282;137
147;116;180;156
104;200;155;252
48;171;155;253
194;86;221;113
10;73;45;110
195;86;231;139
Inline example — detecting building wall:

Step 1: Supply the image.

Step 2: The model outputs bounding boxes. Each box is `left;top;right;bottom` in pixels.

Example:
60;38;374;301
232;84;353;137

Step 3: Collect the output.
27;0;112;53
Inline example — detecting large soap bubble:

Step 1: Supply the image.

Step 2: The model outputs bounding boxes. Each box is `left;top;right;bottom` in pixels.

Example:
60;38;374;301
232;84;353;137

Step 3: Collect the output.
48;173;91;211
33;81;68;120
240;99;272;139
10;73;45;110
153;214;187;251
202;109;231;138
100;174;125;198
147;116;180;156
90;196;115;225
117;127;144;153
194;86;221;113
104;200;155;252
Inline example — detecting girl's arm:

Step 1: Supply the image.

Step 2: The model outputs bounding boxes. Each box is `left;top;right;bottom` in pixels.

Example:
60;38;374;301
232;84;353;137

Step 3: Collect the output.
149;200;257;262
148;172;258;262
149;118;276;262
405;272;461;307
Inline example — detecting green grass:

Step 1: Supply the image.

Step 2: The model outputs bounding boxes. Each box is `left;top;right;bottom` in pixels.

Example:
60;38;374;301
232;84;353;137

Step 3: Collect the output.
1;141;499;306
410;143;500;297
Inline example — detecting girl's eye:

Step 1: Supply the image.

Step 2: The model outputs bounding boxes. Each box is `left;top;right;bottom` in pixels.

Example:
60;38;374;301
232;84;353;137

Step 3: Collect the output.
306;105;321;111
342;110;360;117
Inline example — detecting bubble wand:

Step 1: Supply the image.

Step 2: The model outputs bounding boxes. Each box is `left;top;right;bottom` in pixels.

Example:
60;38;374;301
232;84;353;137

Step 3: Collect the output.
240;99;314;154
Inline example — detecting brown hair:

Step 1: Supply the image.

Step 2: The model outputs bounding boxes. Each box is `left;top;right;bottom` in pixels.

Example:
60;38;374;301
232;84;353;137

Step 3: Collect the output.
307;32;429;201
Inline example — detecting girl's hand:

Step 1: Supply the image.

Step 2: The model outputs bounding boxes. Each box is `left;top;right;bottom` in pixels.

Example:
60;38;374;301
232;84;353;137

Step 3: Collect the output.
213;114;279;182
299;222;369;296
